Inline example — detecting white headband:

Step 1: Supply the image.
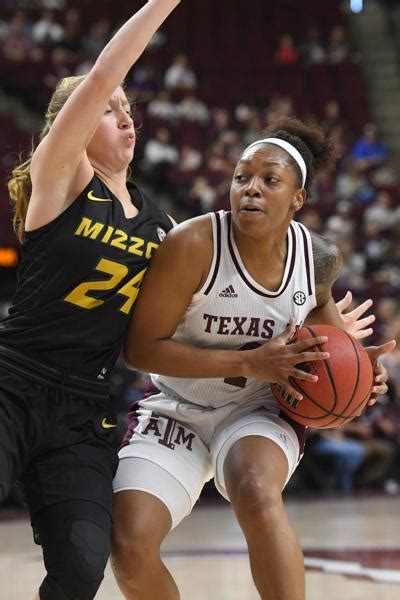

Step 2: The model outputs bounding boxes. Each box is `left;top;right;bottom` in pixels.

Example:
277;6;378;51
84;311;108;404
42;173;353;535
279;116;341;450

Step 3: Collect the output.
245;137;307;187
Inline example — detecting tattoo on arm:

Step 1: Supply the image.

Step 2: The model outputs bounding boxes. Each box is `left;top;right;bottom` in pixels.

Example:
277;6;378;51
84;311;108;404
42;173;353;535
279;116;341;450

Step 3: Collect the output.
311;231;342;287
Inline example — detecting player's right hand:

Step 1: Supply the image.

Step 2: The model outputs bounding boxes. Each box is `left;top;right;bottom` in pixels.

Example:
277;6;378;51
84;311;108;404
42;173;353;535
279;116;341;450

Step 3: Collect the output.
245;319;329;401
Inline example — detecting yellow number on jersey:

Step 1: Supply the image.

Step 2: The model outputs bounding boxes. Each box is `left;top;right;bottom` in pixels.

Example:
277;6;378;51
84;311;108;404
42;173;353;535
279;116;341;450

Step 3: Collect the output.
64;258;146;314
117;268;146;314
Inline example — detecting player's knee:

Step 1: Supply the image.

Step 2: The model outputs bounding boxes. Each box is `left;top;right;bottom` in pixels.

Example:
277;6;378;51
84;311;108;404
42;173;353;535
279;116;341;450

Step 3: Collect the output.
40;519;110;600
232;475;282;523
112;525;149;575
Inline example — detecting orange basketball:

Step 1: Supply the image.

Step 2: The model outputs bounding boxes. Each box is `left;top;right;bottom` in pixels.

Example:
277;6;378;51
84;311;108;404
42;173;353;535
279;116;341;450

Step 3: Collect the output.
271;324;374;429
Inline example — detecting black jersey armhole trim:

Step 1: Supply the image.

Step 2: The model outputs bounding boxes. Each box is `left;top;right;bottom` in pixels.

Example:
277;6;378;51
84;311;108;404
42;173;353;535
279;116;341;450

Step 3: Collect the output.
298;222;313;297
204;212;222;295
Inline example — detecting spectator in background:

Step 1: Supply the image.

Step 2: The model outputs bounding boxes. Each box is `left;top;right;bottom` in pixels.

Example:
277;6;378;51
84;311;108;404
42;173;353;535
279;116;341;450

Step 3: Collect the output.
177;93;209;124
274;33;298;65
368;334;400;493
2;10;33;62
265;95;294;126
375;297;400;341
147;29;167;50
336;161;374;203
352;123;389;173
31;9;63;47
164;52;197;91
369;156;400;190
130;63;162;101
178;145;202;171
324;200;355;243
37;0;66;9
209;107;234;139
334;238;366;292
58;7;83;58
0;16;10;43
327;25;352;64
363;190;399;232
307;430;366;494
82;18;111;60
311;170;336;206
343;415;394;491
321;99;346;134
380;320;400;403
329;124;351;167
203;139;232;185
234;103;258;128
42;47;72;97
187;175;216;214
299;27;327;65
147;90;179;123
142;126;179;188
364;221;391;275
167;145;203;197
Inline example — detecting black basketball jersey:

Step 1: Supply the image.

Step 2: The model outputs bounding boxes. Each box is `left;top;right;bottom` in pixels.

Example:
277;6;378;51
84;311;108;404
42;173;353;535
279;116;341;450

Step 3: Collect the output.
0;175;173;380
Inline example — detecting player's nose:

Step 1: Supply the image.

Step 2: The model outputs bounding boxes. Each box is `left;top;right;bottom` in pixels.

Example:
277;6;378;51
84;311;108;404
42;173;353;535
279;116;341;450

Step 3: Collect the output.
245;176;262;196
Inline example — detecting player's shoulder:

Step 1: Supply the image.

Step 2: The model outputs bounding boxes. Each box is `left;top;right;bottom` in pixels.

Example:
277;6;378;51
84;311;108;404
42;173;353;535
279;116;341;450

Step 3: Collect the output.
165;213;213;248
152;214;213;275
309;230;342;286
310;229;340;259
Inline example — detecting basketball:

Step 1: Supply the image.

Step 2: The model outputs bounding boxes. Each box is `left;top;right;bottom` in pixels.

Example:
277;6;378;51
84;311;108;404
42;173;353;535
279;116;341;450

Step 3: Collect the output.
271;324;374;429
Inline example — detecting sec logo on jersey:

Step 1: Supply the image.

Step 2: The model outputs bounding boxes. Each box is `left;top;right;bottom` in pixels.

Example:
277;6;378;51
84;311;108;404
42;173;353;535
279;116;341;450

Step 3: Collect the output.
293;290;306;305
157;227;167;242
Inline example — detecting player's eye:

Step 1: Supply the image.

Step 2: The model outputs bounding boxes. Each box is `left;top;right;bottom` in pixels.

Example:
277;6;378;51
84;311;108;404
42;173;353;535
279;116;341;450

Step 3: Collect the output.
266;175;279;183
234;174;246;182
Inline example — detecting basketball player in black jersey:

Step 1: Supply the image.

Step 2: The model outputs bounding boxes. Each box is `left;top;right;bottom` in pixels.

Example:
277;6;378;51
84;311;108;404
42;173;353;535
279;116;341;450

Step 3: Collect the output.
0;2;181;600
111;118;395;600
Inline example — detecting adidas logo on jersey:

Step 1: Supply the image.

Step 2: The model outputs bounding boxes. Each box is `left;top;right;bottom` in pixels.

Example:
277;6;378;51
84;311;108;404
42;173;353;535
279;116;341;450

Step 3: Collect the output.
219;285;238;298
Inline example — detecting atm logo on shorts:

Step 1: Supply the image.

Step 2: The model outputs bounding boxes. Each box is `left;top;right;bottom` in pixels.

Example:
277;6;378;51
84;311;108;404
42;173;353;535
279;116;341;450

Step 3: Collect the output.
142;412;196;451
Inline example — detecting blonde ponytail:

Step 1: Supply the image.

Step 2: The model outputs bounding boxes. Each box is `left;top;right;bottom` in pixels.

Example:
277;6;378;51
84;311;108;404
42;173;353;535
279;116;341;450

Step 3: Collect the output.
7;75;87;242
8;158;32;242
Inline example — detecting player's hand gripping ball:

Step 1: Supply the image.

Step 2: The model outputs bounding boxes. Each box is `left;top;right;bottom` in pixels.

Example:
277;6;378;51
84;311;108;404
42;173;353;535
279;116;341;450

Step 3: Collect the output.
271;324;373;428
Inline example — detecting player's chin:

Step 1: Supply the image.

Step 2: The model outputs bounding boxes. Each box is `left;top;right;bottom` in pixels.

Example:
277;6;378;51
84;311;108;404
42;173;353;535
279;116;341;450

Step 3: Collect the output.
235;210;269;230
238;209;265;220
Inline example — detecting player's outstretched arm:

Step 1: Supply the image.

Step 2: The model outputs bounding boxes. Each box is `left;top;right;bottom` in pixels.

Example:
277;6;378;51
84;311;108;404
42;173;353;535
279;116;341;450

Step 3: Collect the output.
365;340;397;406
306;235;375;338
335;291;375;339
305;233;395;405
29;0;181;226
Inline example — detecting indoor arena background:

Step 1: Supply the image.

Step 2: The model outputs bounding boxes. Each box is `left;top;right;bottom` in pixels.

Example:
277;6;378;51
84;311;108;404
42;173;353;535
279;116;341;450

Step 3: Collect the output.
0;1;399;598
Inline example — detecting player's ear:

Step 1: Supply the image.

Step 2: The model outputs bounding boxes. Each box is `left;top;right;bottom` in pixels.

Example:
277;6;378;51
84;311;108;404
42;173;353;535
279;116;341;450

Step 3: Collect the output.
292;188;306;212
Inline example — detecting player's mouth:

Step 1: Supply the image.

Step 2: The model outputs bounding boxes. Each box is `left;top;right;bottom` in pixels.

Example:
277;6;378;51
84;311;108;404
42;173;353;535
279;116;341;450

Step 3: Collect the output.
239;203;264;214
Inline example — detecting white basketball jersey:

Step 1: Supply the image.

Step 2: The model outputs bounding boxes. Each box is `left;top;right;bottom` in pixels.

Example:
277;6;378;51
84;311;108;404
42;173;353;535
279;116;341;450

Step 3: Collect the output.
152;211;317;410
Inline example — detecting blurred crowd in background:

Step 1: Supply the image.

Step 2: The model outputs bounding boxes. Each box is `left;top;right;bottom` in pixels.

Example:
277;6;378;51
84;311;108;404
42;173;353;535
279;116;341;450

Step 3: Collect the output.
0;0;399;502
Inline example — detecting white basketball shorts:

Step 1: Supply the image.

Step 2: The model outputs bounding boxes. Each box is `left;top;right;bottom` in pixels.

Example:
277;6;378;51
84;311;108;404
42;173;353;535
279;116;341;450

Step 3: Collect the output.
114;391;303;528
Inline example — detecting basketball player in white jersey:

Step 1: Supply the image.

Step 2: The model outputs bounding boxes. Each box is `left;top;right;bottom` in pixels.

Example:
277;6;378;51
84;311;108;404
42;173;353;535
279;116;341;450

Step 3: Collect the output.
111;117;395;600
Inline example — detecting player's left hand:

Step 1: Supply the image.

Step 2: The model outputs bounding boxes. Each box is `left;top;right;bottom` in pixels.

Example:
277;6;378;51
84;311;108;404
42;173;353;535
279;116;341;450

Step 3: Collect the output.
335;291;375;340
365;339;397;406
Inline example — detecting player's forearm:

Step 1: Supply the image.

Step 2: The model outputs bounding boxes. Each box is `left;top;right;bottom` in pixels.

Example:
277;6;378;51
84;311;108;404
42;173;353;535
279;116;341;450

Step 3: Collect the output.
94;0;180;88
305;295;344;329
124;338;251;378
